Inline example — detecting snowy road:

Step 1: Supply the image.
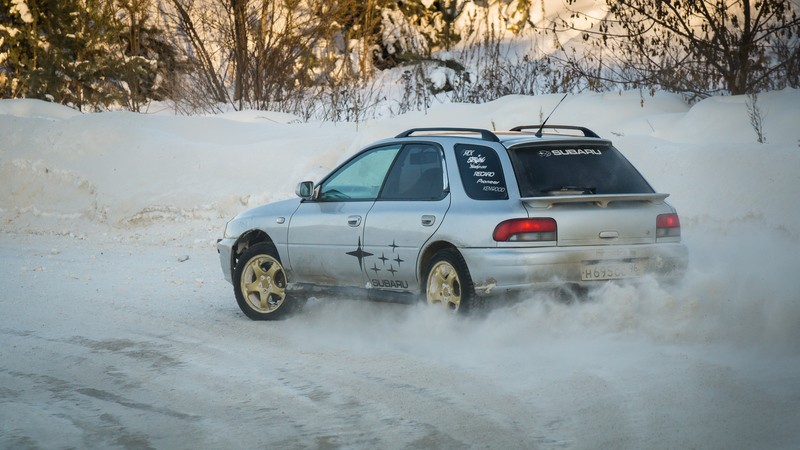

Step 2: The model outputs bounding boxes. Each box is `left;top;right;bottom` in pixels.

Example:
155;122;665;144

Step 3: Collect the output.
1;230;798;449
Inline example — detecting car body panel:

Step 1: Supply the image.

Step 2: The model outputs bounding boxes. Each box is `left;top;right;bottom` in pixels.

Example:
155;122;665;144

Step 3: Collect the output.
218;198;301;283
364;197;451;290
287;200;373;287
528;201;672;246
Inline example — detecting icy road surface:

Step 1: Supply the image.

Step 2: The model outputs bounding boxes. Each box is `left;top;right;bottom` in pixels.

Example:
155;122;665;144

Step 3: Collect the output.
1;229;798;449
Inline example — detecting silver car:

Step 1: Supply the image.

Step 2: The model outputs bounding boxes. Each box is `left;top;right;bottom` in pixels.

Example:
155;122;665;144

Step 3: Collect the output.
217;126;687;320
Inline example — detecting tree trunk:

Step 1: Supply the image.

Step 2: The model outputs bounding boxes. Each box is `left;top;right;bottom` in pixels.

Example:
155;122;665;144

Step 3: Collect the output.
231;0;248;108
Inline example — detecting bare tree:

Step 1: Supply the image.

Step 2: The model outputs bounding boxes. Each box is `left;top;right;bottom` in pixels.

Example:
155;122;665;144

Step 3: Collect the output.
562;0;800;98
166;0;228;105
746;93;767;143
248;0;333;109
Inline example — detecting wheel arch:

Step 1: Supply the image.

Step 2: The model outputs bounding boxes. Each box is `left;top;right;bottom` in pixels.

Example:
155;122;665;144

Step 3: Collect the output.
417;240;460;290
231;230;280;274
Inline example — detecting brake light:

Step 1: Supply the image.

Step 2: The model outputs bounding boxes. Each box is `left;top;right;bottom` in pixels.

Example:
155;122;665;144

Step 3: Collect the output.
656;213;681;238
493;218;557;242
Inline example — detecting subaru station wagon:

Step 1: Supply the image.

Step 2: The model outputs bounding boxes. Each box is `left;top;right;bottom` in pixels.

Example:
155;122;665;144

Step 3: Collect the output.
217;126;687;320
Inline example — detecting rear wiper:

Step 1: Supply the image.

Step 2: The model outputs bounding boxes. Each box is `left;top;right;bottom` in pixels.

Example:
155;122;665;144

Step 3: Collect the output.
541;186;596;195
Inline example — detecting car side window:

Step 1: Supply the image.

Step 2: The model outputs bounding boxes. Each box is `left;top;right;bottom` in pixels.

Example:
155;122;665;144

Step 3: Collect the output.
454;144;508;200
318;145;401;201
379;144;446;201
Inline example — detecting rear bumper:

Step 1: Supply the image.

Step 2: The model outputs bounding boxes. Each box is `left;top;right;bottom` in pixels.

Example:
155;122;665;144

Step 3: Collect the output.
460;243;688;295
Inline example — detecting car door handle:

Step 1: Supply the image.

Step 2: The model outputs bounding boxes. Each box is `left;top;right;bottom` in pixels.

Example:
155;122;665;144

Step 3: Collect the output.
421;215;436;227
348;215;362;227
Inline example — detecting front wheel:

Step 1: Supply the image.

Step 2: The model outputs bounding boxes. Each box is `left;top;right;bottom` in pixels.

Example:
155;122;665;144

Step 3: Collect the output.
233;243;301;320
422;248;480;313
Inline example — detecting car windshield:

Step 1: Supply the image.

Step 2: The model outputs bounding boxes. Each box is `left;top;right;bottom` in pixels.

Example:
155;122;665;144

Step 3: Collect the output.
508;143;654;197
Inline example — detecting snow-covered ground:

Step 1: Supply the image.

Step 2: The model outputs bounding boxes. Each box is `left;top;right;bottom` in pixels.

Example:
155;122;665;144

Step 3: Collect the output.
1;90;799;449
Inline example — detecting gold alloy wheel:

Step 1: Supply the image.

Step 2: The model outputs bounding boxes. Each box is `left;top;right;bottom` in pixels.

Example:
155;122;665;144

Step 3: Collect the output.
426;260;462;311
240;254;286;313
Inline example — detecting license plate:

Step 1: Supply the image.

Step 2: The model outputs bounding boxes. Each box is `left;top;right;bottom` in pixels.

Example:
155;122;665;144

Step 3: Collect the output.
581;262;641;281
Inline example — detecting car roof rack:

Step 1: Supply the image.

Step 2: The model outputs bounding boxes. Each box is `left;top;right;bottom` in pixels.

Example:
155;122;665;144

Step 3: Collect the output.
396;127;500;142
510;125;600;138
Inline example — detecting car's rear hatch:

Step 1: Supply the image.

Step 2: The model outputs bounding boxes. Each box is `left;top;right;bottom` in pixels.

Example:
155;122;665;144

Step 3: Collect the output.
507;141;671;247
521;194;671;246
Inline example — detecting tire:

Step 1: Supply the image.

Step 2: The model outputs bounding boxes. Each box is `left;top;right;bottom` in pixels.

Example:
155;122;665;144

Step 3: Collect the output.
422;248;480;313
233;243;301;320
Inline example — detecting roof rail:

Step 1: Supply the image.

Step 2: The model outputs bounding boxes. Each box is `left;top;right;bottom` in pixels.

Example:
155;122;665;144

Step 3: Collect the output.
396;127;500;142
510;125;600;138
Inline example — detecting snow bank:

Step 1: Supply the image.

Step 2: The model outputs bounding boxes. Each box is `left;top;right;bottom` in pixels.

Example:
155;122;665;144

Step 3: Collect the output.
0;98;81;120
2;89;797;238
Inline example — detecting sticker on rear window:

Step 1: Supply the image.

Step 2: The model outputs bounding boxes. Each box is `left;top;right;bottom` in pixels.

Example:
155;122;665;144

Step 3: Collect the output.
455;144;508;200
538;149;602;157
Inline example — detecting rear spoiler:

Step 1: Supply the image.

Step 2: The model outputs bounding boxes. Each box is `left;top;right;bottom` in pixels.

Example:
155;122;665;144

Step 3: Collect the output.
522;193;669;209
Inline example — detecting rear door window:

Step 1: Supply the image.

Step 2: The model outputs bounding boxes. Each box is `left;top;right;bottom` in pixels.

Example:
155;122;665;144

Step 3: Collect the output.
379;144;446;201
454;144;508;200
508;144;654;197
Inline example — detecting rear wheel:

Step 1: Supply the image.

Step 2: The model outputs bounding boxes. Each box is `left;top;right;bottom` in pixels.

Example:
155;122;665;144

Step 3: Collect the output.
423;248;479;313
233;243;301;320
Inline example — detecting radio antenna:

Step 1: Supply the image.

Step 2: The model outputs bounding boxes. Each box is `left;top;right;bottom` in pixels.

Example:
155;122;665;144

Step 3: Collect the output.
536;93;569;137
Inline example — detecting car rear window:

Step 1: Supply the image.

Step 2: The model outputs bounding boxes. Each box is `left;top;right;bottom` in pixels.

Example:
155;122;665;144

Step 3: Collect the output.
508;144;654;197
454;144;508;200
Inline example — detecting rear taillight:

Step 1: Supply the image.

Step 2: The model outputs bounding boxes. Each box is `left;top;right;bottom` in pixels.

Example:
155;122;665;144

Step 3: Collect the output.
656;213;681;238
493;218;557;242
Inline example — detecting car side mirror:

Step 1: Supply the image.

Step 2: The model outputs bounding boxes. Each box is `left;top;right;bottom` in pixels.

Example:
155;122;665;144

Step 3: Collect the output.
296;181;315;200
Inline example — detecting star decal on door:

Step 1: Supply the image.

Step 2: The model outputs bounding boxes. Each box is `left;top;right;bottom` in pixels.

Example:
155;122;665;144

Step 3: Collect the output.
346;237;373;270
